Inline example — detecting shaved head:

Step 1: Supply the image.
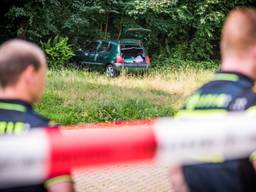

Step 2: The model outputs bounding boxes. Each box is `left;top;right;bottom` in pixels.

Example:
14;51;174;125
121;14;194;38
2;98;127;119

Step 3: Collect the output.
0;39;47;103
221;8;256;57
220;8;256;80
0;39;46;88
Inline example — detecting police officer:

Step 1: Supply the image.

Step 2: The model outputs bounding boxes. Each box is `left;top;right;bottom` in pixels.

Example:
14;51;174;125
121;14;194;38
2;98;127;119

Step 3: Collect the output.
171;8;256;192
0;39;74;192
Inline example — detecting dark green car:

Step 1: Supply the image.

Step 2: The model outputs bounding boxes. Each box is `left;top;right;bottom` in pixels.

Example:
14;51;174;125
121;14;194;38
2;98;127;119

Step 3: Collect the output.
74;28;151;77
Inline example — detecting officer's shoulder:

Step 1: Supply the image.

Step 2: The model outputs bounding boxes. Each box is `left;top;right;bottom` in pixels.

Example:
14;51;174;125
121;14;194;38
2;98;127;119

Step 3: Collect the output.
243;85;256;98
25;109;50;128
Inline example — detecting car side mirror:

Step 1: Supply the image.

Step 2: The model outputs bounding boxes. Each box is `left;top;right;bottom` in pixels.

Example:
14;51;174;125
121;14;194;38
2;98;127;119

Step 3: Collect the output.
75;49;84;56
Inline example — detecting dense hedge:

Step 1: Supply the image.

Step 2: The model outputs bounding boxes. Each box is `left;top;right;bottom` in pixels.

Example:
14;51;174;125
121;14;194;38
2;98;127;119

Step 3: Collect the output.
0;0;255;62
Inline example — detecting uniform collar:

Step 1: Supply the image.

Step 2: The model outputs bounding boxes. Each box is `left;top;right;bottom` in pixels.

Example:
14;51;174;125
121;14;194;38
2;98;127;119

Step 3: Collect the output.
214;71;255;86
0;99;33;112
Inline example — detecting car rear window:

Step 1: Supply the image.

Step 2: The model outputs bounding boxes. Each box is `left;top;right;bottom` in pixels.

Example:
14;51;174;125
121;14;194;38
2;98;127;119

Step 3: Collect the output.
121;44;142;49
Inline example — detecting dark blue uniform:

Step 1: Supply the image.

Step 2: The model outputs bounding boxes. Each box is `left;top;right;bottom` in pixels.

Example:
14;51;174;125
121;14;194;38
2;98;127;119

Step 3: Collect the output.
0;99;49;192
177;71;256;192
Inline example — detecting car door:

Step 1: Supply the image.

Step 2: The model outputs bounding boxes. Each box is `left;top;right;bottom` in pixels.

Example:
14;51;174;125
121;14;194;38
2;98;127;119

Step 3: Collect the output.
96;42;112;70
83;41;100;69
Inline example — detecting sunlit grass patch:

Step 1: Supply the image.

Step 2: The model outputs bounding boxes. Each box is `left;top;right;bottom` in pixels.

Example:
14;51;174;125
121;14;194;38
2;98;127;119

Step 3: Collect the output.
36;67;214;124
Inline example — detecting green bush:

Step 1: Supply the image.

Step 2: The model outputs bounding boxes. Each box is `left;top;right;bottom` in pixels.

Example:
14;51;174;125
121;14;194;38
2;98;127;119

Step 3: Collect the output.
41;36;74;69
151;53;219;72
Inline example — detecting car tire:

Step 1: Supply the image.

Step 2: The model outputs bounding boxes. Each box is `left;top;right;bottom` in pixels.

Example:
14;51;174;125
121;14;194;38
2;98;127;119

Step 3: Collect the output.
76;60;83;66
105;64;118;77
70;59;81;68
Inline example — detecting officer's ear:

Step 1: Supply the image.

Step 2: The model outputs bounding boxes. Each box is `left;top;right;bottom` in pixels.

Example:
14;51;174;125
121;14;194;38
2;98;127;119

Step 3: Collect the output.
251;44;256;59
22;65;37;86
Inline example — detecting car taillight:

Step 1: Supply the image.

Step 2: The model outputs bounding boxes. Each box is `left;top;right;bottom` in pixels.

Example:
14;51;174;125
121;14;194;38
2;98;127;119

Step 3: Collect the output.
146;56;150;65
116;56;124;64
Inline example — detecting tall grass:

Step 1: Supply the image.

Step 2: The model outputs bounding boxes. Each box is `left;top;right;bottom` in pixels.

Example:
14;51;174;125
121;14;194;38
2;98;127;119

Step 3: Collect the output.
36;67;215;125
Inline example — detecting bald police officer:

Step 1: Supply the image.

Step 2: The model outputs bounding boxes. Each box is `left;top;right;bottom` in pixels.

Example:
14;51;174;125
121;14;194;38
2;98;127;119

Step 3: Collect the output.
0;39;74;192
171;7;256;192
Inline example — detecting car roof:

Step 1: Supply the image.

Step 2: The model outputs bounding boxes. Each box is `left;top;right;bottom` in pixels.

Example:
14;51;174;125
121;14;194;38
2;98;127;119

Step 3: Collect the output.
98;39;142;45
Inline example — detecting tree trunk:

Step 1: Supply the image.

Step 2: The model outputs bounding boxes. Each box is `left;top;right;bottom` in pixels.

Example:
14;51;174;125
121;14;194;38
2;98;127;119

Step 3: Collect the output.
165;38;170;54
105;14;109;39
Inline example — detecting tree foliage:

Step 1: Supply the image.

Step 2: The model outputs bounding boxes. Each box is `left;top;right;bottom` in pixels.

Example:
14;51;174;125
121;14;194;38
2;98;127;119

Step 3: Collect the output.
0;0;255;61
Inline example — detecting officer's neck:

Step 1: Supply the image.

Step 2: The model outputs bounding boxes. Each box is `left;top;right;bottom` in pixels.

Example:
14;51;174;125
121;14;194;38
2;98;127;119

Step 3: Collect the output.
0;85;34;104
221;55;256;81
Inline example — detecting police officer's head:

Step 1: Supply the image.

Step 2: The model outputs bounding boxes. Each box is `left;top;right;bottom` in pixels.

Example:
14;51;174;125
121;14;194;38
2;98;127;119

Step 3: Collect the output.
0;39;47;104
221;8;256;80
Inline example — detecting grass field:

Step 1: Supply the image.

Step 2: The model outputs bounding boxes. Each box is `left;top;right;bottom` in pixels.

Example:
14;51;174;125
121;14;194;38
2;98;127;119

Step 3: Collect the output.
36;67;215;125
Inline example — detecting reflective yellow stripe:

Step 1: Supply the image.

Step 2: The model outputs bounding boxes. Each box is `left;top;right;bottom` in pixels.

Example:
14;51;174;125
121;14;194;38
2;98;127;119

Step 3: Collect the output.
185;93;200;110
0;103;26;112
250;151;256;161
6;122;14;134
190;154;224;163
246;105;256;113
176;109;227;118
13;122;25;134
212;73;239;82
45;175;73;187
0;122;6;134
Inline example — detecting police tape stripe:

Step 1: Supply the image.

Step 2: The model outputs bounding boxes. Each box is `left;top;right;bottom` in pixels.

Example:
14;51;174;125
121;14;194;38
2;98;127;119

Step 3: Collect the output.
0;130;49;188
0;113;256;188
154;115;256;164
47;125;157;178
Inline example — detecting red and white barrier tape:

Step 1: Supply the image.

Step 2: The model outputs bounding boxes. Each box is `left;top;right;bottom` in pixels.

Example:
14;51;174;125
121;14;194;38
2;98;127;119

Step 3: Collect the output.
1;113;256;188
